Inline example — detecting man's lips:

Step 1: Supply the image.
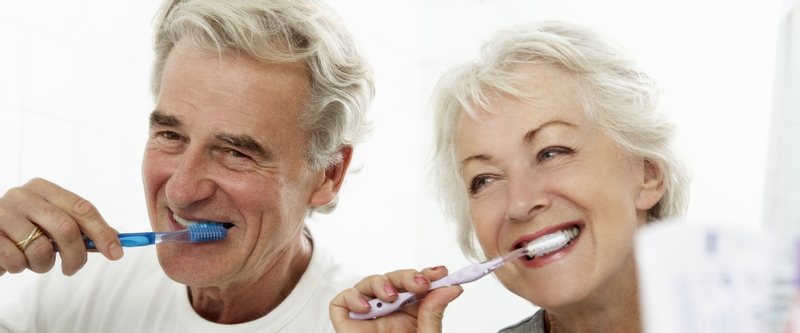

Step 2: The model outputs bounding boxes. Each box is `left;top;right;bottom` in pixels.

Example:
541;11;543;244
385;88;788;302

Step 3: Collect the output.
168;209;234;230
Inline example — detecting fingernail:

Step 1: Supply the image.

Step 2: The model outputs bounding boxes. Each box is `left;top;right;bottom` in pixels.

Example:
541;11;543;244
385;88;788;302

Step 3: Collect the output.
383;282;397;296
360;297;371;308
109;243;123;260
431;265;444;271
413;274;428;286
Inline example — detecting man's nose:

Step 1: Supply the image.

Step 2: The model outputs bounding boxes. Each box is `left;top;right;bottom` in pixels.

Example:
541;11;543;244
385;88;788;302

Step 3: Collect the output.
165;148;217;209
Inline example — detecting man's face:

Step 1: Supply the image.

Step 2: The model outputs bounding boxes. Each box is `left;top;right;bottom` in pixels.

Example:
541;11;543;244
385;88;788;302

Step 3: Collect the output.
142;41;327;287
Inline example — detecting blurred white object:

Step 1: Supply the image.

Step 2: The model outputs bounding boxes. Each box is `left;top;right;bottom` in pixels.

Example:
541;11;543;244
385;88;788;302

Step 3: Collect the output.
762;0;800;331
636;221;774;333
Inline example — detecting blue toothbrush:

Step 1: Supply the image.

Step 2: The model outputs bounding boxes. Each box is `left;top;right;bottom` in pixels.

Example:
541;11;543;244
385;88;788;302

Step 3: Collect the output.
52;223;228;250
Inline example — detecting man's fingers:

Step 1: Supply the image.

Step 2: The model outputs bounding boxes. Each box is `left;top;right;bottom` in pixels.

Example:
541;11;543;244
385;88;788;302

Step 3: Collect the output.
23;237;56;273
25;178;122;261
14;192;87;275
0;237;27;274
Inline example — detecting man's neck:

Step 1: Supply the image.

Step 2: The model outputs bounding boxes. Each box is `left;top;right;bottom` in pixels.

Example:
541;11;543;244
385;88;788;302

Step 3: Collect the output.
187;235;314;324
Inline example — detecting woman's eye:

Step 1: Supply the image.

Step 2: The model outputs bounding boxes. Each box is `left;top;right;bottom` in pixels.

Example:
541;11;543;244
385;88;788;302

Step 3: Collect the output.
538;146;573;161
469;175;493;194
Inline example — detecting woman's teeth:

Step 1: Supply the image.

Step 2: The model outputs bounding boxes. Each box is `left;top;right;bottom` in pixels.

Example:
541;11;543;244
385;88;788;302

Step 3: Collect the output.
523;226;580;260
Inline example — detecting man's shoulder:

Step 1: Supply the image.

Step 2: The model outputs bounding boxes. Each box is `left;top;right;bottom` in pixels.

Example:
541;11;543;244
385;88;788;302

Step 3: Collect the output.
305;236;366;294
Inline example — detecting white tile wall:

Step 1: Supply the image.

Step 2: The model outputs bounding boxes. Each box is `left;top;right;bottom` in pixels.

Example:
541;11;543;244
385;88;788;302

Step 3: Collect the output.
0;0;160;316
0;0;785;332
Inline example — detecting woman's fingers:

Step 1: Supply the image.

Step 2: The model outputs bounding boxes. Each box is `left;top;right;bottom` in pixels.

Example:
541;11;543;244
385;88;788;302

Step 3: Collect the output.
356;266;451;301
330;266;458;333
329;287;374;327
330;283;423;333
415;285;464;332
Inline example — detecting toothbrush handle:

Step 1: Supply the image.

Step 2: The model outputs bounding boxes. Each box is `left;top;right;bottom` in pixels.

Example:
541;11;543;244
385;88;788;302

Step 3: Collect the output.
52;233;156;251
348;290;428;320
348;258;504;320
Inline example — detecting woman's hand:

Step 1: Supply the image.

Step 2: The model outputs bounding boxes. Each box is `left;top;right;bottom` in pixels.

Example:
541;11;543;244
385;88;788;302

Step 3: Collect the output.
0;178;123;276
330;266;464;333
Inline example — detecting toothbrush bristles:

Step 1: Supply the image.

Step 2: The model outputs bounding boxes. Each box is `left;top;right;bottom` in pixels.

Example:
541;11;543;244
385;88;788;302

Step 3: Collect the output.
188;223;228;242
523;230;573;258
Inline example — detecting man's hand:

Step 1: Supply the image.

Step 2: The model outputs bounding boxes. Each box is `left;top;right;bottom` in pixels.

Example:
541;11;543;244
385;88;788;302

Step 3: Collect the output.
0;178;123;276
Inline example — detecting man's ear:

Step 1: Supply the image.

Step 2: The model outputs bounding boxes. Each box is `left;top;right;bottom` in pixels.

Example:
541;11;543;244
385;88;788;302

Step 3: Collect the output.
309;146;353;207
635;159;665;211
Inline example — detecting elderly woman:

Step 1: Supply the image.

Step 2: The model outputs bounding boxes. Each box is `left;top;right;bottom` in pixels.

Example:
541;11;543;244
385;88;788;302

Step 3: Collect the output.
330;20;690;333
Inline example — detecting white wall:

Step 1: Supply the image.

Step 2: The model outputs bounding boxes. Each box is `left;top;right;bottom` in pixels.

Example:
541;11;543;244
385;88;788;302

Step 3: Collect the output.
0;0;783;332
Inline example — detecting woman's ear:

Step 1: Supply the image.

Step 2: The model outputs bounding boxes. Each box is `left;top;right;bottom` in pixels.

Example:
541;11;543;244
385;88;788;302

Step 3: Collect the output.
635;159;665;211
309;146;353;207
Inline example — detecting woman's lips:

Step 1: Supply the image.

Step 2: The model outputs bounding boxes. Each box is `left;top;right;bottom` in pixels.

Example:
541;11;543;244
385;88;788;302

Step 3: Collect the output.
511;221;584;251
511;221;584;267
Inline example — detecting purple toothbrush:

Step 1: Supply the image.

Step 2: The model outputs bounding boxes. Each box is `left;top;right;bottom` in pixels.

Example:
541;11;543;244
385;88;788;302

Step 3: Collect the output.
349;230;574;320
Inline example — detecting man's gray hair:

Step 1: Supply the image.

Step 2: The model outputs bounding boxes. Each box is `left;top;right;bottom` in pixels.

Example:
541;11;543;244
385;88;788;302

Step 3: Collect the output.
151;0;374;214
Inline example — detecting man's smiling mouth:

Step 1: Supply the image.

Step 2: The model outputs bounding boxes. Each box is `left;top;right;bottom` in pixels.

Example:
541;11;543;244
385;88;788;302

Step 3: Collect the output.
173;213;233;229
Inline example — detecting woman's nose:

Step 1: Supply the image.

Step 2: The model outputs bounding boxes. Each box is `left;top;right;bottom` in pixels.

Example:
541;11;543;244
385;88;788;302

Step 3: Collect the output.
504;173;550;223
165;149;217;209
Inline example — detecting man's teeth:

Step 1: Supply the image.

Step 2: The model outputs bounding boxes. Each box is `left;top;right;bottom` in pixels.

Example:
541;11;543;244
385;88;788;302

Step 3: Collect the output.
174;214;202;228
523;226;580;260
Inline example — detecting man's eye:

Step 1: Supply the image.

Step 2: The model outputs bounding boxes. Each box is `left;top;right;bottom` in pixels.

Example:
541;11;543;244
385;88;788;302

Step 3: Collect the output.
162;132;180;140
228;149;248;158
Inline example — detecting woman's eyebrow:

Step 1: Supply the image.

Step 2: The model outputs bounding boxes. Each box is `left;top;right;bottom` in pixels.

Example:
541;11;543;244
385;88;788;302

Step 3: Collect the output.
524;120;577;143
459;154;490;171
459;120;578;170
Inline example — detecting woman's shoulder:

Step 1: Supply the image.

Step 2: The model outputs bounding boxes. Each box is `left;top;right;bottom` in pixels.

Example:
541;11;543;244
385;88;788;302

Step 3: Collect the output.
498;308;546;333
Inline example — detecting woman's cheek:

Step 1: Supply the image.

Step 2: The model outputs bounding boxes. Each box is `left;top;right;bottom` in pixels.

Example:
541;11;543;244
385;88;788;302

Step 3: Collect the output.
470;201;504;256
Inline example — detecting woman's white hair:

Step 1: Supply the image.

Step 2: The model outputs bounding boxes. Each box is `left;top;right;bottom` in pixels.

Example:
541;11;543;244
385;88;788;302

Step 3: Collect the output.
150;0;374;214
431;21;691;259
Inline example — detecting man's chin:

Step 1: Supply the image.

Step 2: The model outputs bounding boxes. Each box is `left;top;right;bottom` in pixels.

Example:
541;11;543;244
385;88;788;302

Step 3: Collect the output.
156;247;226;286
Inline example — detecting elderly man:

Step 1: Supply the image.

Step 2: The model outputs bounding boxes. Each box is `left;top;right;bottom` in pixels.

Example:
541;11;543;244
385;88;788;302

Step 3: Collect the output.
0;0;372;331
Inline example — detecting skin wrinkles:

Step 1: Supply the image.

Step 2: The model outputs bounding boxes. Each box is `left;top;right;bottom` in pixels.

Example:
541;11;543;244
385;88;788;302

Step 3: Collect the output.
455;64;661;333
141;41;335;324
150;110;275;163
459;120;579;173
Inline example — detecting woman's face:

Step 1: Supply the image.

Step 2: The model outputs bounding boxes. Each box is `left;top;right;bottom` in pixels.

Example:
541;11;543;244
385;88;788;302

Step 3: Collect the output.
455;64;663;312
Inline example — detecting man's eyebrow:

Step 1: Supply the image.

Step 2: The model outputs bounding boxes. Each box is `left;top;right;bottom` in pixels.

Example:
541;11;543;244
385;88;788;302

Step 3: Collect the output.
217;133;271;160
149;110;181;128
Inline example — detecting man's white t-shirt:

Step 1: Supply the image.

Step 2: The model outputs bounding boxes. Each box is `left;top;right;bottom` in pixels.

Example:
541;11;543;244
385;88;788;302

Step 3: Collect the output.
0;232;361;333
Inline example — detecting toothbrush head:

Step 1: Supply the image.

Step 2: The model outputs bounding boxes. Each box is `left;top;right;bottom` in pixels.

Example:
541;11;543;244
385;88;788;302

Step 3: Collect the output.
188;223;228;242
524;230;573;258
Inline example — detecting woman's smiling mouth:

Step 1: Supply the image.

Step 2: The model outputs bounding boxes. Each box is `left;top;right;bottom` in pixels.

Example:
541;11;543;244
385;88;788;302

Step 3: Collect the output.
514;224;582;261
